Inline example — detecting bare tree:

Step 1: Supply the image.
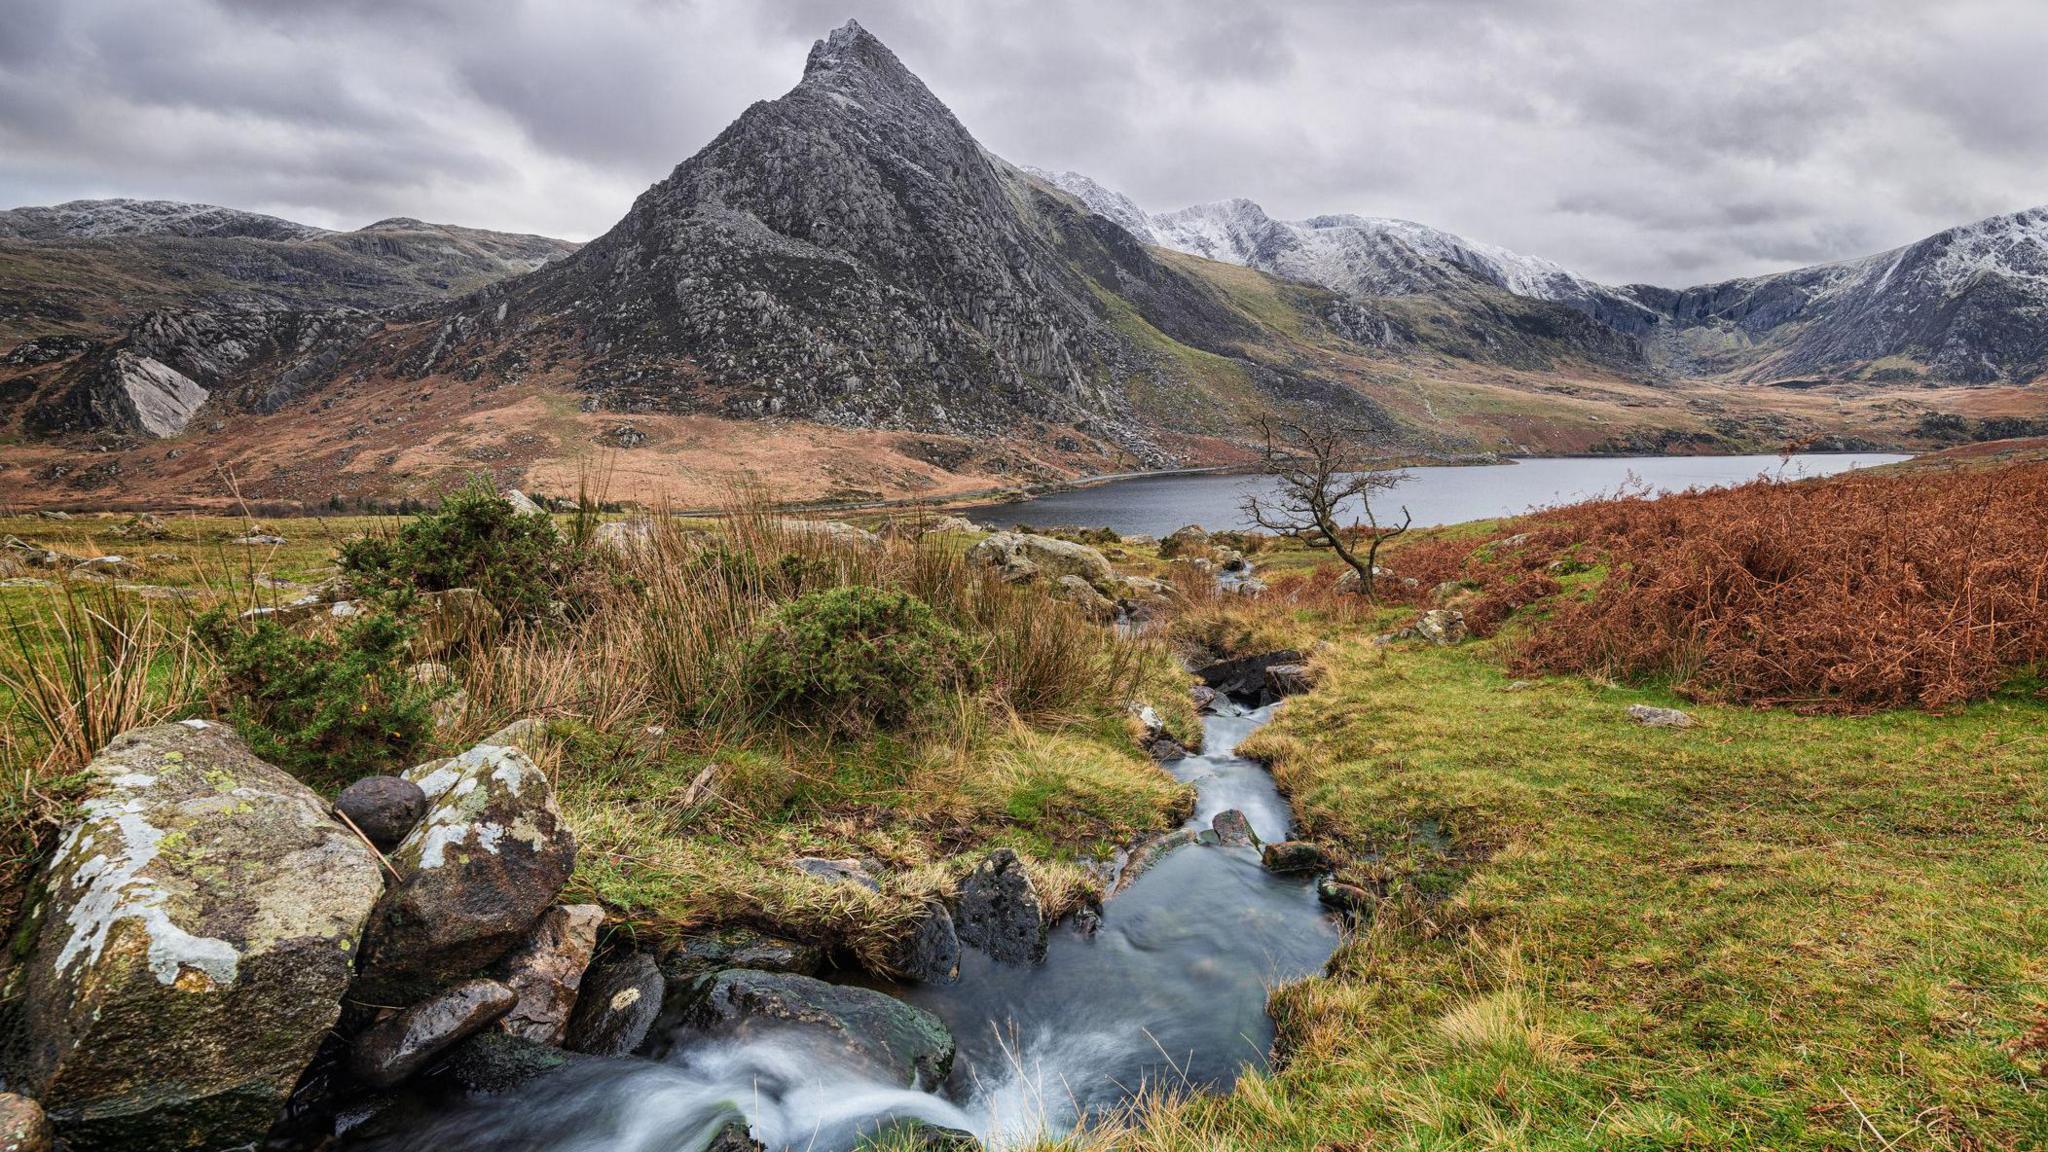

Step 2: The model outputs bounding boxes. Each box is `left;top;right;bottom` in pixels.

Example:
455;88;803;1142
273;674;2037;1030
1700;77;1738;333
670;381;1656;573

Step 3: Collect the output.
1241;417;1411;598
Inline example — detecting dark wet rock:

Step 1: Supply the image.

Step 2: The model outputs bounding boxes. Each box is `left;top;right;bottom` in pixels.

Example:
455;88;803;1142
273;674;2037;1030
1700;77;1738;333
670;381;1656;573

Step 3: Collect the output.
0;1094;51;1152
1070;905;1103;937
1189;685;1220;713
350;978;518;1090
676;970;955;1089
1193;649;1305;705
430;1031;584;1096
1147;736;1188;762
703;1114;767;1152
792;855;880;891
1316;877;1376;916
1261;840;1328;874
893;900;962;984
334;774;428;849
659;927;824;981
563;950;665;1057
955;849;1046;964
1263;662;1316;698
0;720;382;1152
1211;809;1258;847
357;743;576;1002
494;904;604;1044
1115;828;1201;892
1626;704;1695;729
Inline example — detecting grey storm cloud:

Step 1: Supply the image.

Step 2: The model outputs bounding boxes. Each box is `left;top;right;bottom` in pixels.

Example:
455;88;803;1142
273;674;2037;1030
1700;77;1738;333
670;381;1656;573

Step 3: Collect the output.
1;0;2044;286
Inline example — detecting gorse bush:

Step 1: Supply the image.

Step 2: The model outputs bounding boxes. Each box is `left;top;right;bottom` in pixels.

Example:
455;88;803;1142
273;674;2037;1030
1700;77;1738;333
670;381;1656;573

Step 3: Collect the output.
741;586;970;738
340;476;574;620
199;609;435;791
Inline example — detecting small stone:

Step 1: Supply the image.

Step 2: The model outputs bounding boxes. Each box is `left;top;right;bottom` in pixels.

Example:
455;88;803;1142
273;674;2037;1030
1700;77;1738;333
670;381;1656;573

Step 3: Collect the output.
563;950;665;1057
1316;877;1375;915
494;904;605;1045
1189;686;1220;713
956;849;1046;964
792;856;880;891
230;533;289;546
893;900;962;985
1626;704;1695;729
334;775;428;850
503;489;548;517
1211;809;1258;847
0;1094;52;1152
1147;737;1187;762
350;978;518;1090
1261;840;1327;874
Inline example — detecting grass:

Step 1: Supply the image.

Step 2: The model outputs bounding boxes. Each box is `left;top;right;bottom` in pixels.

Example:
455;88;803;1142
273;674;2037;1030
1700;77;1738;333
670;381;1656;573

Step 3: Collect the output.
1054;573;2048;1150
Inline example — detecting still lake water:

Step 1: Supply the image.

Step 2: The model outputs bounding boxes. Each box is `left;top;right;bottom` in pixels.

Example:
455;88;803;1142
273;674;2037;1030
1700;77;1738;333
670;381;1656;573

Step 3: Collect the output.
964;453;1910;537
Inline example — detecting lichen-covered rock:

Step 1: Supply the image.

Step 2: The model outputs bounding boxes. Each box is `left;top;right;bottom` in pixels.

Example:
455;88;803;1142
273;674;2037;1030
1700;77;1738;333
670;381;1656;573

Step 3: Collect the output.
1053;574;1117;621
0;720;383;1151
1626;704;1695;729
675;970;955;1088
350;978;517;1090
503;489;548;517
0;1094;51;1152
333;775;427;850
1211;809;1258;847
955;849;1046;964
967;532;1119;593
1316;877;1375;916
774;518;882;551
494;904;604;1044
563;950;665;1057
1388;609;1467;647
356;743;576;1000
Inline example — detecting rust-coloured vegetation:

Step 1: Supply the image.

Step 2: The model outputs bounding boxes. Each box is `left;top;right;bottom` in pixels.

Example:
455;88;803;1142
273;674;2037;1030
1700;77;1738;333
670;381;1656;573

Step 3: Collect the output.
1387;462;2048;713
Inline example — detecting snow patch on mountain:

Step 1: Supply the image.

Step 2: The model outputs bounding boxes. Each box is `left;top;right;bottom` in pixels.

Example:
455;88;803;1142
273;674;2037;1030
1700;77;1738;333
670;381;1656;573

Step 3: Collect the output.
0;199;332;242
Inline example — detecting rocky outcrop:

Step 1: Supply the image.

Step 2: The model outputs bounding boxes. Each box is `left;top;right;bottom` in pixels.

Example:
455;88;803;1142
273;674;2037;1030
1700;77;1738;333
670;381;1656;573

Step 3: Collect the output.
0;720;383;1151
968;531;1120;594
357;743;576;1000
90;352;208;438
350;978;518;1090
493;904;604;1045
955;849;1047;964
1193;649;1306;706
674;970;956;1088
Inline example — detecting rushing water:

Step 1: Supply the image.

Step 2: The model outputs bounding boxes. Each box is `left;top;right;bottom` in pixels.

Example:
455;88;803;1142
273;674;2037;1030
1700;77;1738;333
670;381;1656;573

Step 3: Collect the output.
962;452;1909;537
353;704;1336;1151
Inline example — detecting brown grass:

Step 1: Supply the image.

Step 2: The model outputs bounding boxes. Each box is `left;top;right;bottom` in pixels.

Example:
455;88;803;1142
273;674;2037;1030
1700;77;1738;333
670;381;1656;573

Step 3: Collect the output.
1386;461;2048;712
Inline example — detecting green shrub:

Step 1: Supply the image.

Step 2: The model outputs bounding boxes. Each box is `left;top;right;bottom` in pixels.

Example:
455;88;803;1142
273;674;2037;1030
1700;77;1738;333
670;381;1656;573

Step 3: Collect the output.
200;609;434;792
340;476;573;620
741;587;970;738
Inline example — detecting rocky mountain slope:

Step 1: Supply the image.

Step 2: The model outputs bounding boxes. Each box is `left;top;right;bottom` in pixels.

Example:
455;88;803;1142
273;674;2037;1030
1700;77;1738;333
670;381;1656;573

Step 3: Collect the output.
1030;169;2048;387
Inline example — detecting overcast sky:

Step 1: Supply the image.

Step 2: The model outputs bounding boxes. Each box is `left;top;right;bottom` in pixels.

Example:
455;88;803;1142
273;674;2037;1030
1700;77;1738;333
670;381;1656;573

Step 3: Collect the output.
2;0;2043;286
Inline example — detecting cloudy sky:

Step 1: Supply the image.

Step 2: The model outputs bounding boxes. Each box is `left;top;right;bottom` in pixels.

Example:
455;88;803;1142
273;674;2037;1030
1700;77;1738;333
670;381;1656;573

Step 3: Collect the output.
2;0;2043;286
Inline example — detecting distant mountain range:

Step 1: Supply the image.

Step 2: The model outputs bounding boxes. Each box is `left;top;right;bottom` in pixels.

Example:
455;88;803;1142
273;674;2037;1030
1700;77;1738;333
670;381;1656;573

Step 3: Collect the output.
0;20;2042;510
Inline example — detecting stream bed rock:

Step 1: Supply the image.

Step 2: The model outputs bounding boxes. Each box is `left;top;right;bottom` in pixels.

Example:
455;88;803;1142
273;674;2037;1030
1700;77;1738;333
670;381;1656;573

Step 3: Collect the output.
954;849;1046;964
351;978;518;1090
672;970;956;1089
0;720;383;1151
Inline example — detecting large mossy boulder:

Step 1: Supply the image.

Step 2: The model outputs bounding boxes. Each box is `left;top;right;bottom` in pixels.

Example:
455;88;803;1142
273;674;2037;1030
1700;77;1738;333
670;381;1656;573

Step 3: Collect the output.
356;742;576;1002
0;720;383;1151
668;970;955;1089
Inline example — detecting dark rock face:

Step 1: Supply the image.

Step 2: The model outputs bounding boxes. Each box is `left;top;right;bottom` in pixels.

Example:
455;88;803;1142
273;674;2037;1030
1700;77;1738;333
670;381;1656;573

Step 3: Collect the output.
350;978;518;1090
357;743;576;1002
430;1031;584;1096
493;904;604;1045
1194;649;1306;706
659;927;824;982
563;951;665;1057
334;775;428;849
892;900;963;985
676;970;956;1088
1261;841;1328;874
955;849;1047;964
0;720;382;1152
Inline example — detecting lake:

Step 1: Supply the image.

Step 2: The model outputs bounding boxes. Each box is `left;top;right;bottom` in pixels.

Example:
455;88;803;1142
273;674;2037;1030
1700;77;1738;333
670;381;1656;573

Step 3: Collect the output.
962;453;1910;537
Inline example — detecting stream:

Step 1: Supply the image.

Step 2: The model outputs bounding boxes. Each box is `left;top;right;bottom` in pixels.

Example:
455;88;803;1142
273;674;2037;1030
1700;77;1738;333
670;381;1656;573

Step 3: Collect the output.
355;703;1338;1151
